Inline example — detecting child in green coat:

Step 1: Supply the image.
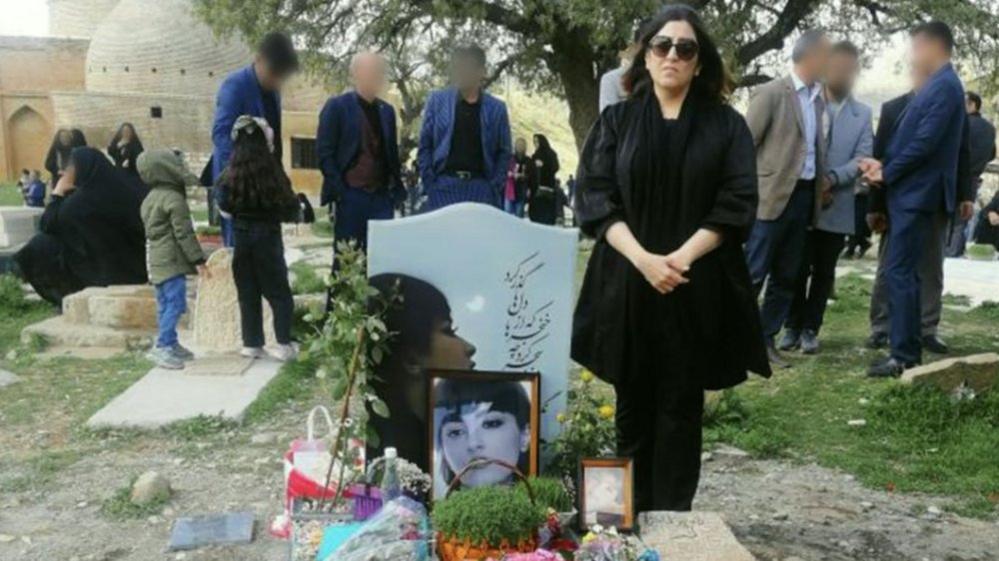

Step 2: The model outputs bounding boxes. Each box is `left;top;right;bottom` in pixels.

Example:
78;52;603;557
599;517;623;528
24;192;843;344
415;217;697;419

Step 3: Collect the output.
138;149;207;369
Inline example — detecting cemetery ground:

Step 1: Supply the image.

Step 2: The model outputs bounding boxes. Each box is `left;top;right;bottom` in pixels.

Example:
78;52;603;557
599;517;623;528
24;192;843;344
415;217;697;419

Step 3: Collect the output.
0;208;997;559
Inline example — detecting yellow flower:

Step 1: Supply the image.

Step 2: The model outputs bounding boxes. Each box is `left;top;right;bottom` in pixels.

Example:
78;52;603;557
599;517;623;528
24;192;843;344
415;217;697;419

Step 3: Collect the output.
580;370;595;383
582;532;596;543
556;412;567;423
598;404;615;419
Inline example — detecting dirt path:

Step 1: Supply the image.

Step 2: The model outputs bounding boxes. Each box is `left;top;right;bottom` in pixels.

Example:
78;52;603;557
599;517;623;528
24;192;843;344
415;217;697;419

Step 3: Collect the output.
2;418;996;561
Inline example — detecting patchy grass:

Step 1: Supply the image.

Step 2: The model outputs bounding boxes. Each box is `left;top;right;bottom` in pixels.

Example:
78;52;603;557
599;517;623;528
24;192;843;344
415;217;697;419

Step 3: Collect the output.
290;261;327;295
0;183;24;206
100;476;170;521
243;355;320;423
703;274;999;519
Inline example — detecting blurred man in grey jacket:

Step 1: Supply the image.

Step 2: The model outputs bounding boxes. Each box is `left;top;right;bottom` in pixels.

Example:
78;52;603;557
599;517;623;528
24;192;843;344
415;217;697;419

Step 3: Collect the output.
782;41;873;354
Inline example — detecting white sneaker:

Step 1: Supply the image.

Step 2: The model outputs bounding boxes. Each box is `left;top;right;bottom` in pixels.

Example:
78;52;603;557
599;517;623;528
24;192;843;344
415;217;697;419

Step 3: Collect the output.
267;343;298;362
241;346;265;359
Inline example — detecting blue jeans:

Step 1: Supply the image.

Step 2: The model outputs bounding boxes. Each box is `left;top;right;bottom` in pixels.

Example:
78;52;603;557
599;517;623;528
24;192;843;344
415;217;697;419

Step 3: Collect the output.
745;181;815;339
504;199;525;218
156;275;187;349
427;175;500;210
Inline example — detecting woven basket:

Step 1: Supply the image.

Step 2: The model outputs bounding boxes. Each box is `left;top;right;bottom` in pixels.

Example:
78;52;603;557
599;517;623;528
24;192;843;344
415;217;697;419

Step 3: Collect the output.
435;458;539;561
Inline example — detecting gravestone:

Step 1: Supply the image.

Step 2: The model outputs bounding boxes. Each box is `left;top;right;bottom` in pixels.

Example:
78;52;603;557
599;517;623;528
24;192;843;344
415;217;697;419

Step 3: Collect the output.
193;249;275;353
368;203;578;449
901;352;998;395
638;511;756;561
168;511;255;551
0;207;44;248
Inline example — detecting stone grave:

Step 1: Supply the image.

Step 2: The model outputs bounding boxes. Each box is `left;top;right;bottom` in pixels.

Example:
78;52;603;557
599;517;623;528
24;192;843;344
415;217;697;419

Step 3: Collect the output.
22;284;194;353
638;511;756;561
193;248;275;353
0;206;44;274
168;512;255;551
901;352;998;395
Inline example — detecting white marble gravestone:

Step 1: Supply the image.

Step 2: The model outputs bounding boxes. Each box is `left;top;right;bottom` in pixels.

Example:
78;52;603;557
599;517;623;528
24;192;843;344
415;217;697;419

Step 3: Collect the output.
368;203;578;449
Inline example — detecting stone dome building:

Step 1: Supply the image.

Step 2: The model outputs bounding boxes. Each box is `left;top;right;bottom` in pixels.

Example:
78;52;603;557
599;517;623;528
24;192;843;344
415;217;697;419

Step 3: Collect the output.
0;0;325;193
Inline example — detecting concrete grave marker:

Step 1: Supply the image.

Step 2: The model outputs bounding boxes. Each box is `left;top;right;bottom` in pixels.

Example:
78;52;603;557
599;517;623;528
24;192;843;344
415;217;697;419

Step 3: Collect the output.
901;352;998;395
168;511;255;551
193;249;275;354
638;511;756;561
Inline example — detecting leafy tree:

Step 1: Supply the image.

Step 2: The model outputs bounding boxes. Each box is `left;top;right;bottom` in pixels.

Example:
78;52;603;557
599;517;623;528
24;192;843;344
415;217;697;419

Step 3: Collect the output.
194;0;999;149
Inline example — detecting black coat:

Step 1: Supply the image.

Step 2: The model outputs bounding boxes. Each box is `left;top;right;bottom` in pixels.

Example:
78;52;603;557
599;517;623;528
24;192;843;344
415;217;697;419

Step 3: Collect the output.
107;140;144;177
572;97;771;390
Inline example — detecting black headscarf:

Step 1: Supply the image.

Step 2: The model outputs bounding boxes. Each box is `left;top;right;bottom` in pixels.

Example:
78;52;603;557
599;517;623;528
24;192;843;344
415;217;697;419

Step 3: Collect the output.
44;129;75;183
531;134;560;188
38;147;149;286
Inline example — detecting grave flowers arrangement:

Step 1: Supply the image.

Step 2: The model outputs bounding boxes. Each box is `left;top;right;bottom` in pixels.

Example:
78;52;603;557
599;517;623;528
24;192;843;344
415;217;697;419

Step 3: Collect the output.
547;369;616;484
575;525;660;561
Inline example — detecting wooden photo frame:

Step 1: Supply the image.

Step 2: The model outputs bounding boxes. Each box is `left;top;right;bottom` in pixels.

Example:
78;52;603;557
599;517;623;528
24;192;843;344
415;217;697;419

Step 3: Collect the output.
578;457;635;532
427;370;541;501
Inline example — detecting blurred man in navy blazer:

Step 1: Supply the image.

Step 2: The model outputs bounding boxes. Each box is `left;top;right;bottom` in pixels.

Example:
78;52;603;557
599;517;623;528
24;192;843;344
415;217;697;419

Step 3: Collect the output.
860;21;967;377
316;52;404;252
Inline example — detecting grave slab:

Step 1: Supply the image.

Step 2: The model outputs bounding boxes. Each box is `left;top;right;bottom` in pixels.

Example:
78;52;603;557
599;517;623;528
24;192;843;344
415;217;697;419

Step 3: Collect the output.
638;511;756;561
86;357;283;429
168;511;255;551
0;207;44;248
901;352;998;395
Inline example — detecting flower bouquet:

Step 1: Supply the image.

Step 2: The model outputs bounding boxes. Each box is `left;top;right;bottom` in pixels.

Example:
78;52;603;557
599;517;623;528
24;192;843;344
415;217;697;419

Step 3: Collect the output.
319;496;432;561
575;525;660;561
346;454;432;519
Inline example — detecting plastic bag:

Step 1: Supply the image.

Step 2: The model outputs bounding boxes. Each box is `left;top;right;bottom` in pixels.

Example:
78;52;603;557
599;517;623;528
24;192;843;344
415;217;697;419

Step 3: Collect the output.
320;497;431;561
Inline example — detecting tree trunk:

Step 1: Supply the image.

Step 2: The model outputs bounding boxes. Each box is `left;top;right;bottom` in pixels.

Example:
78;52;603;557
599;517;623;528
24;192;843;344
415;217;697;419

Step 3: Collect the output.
550;31;604;152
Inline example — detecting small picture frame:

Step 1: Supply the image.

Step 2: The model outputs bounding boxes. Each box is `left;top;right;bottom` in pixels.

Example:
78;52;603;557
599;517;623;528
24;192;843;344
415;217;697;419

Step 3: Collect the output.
427;370;541;501
579;457;635;532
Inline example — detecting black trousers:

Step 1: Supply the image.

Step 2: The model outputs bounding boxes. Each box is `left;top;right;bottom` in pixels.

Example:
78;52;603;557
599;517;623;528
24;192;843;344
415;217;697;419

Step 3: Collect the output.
844;193;872;255
787;229;846;334
614;377;704;513
232;221;294;347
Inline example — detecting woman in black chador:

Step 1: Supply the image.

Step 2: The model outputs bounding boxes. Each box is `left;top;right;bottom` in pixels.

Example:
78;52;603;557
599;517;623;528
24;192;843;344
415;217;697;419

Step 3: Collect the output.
572;5;770;512
528;133;560;225
16;148;148;305
107;122;145;177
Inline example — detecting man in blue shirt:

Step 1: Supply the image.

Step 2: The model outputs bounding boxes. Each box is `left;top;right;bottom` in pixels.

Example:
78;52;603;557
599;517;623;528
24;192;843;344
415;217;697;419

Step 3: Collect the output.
24;170;46;208
417;46;511;210
211;32;300;246
860;22;966;377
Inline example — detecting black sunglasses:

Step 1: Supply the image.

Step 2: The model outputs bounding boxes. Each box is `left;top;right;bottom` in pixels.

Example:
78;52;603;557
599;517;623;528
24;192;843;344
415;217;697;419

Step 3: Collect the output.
649;36;700;61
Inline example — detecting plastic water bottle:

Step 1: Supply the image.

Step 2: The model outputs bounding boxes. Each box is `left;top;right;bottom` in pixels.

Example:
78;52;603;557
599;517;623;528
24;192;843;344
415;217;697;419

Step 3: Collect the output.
380;447;402;502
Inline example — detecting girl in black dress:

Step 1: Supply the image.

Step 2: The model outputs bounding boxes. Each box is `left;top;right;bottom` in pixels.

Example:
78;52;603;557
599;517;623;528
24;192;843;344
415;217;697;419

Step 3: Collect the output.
107;123;145;177
572;5;770;512
528;134;560;225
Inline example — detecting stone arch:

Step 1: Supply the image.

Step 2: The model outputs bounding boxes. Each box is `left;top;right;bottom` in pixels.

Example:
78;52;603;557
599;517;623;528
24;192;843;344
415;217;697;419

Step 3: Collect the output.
7;106;51;180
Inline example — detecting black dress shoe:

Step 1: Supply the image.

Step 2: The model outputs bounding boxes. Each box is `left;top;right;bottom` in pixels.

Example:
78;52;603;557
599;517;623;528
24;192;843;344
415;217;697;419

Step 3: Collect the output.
923;334;949;355
867;356;916;378
767;340;791;369
865;332;888;350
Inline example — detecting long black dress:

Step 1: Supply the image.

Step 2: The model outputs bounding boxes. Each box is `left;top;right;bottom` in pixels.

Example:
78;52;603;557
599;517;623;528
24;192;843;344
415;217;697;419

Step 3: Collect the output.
573;92;770;512
15;148;149;305
529;143;560;225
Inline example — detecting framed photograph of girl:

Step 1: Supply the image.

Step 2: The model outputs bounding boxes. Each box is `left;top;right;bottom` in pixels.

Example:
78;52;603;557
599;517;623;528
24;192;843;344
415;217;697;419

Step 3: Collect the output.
579;457;635;532
427;370;541;501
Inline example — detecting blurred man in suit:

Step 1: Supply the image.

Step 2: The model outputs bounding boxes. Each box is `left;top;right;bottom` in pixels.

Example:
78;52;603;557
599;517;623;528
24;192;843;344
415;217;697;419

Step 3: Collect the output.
781;41;872;354
860;22;967;377
945;91;996;257
745;30;831;367
417;46;511;210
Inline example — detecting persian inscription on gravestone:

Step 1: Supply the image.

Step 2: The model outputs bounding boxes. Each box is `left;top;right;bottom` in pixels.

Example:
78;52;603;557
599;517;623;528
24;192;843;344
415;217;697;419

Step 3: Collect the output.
167;511;255;551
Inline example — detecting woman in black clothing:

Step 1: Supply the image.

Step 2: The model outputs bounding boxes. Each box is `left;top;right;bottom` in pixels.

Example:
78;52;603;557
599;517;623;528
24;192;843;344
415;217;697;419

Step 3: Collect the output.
217;116;300;361
572;5;770;512
16;147;149;305
44;129;76;187
107;123;145;177
528;134;560;225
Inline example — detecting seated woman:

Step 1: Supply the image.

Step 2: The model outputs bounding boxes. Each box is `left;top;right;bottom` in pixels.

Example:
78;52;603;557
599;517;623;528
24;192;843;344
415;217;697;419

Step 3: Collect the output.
15;147;149;306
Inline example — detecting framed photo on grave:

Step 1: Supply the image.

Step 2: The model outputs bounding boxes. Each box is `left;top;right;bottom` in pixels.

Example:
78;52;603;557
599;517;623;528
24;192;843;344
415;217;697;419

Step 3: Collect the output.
426;370;541;501
579;457;635;532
